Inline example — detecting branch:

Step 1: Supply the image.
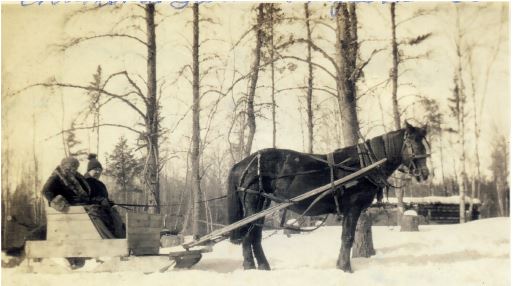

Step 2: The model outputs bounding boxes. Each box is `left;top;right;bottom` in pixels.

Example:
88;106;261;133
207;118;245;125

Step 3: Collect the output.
31;82;147;120
277;54;337;80
353;48;387;81
45;123;143;142
275;86;337;98
102;71;147;105
396;8;435;27
56;34;148;51
357;77;391;99
279;16;337;33
231;24;258;50
400;51;432;62
276;38;338;71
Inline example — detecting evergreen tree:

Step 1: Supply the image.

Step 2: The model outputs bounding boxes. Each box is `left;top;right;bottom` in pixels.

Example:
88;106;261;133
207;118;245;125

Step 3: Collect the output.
105;136;142;193
65;121;87;157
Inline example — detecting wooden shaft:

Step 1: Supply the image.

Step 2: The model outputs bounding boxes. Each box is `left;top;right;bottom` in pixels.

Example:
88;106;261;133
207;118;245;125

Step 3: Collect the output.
183;158;386;249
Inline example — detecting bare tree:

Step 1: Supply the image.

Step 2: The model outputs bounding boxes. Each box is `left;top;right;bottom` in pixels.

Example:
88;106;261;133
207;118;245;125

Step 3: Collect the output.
420;97;445;194
191;2;202;236
261;4;283;148
304;3;315;154
333;2;374;260
21;4;164;213
448;69;468;223
389;2;432;221
243;4;265;157
334;3;360;145
465;4;507;213
490;134;509;216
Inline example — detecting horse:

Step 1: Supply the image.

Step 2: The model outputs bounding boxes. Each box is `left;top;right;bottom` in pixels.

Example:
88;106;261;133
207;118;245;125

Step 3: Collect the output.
226;122;430;272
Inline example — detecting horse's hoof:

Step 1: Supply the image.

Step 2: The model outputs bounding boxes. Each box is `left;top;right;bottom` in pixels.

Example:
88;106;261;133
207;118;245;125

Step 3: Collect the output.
337;261;353;273
243;262;256;270
258;264;271;271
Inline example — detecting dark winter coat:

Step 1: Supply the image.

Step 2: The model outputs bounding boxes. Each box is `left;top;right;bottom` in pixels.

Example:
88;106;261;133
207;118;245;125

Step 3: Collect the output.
84;175;126;239
84;176;109;204
41;169;91;205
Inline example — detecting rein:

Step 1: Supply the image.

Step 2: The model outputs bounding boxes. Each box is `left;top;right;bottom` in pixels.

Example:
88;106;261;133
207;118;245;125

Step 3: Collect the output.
236;128;430;234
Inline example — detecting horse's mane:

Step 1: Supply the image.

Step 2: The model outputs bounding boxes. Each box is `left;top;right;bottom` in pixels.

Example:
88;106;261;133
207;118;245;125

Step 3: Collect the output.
332;128;406;166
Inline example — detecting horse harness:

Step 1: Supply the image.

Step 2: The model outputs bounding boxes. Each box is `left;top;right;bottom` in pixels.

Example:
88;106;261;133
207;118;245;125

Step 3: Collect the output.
235;129;430;231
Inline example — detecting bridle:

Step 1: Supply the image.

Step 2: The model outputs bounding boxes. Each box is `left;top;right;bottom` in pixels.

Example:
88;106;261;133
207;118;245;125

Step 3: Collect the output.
400;131;430;177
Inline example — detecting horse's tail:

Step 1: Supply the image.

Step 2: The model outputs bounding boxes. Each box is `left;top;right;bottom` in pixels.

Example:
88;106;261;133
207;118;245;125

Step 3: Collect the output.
227;166;244;244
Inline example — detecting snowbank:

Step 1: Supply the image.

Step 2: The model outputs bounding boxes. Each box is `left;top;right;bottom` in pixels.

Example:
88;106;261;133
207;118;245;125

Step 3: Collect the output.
375;195;481;205
2;218;509;286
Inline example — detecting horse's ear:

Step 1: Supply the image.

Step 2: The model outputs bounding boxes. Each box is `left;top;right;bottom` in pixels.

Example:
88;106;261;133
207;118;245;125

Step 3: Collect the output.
404;120;414;133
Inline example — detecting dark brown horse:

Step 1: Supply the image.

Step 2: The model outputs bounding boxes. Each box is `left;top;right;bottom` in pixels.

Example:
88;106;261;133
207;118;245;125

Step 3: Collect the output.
227;122;430;272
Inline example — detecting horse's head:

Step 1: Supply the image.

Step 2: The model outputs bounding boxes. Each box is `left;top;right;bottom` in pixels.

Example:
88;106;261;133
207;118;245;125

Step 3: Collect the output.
401;121;430;182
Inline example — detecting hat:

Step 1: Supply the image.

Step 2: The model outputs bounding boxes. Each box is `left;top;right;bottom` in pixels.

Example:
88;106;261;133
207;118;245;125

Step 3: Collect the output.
60;157;79;171
87;153;103;172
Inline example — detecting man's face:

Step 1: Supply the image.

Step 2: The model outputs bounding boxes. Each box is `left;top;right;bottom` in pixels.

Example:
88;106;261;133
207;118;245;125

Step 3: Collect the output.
88;168;102;179
62;161;79;174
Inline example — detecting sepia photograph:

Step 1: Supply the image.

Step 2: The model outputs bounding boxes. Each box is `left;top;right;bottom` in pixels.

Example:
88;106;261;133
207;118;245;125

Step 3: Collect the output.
1;1;510;285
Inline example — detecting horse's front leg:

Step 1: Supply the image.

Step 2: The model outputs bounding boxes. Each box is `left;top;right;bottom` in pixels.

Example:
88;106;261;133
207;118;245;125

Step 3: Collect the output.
337;207;362;272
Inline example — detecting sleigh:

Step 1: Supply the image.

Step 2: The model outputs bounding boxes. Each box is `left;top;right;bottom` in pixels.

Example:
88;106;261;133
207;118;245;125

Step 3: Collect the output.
24;158;386;272
24;206;209;271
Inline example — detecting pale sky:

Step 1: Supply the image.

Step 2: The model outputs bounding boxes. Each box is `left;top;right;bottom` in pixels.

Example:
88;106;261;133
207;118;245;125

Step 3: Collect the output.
1;2;509;189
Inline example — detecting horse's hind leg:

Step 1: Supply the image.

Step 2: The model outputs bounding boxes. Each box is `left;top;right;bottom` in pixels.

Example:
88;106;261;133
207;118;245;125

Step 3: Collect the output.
251;225;271;270
337;206;362;272
242;232;256;269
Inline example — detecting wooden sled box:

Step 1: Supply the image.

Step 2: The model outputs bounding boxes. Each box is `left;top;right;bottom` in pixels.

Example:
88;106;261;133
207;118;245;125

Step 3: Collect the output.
25;206;162;259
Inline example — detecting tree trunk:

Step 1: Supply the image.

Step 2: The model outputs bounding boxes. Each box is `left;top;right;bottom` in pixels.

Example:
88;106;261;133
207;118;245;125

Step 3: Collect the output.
32;112;41;224
468;60;480;215
270;4;277;149
439;135;447;195
305;3;314;154
390;3;400;130
335;3;359;146
456;39;467;223
244;4;265;157
352;211;375;258
389;3;406;224
96;103;100;155
191;2;202;236
60;91;69;157
334;3;374;258
496;179;505;216
145;3;160;214
2;135;10;248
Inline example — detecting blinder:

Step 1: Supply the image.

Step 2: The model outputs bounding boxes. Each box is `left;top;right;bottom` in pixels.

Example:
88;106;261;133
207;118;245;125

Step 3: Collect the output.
401;132;431;177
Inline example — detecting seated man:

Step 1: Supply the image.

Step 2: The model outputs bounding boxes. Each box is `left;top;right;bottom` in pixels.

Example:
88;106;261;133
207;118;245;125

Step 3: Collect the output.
42;155;125;239
41;156;126;269
42;156;91;211
83;153;125;239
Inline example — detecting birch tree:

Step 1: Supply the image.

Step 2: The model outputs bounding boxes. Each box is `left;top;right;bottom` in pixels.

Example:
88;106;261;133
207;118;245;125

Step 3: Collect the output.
243;4;265;157
389;2;432;221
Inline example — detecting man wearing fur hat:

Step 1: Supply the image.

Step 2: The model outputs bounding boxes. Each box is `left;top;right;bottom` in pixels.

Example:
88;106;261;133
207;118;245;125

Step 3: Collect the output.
42;155;126;269
42;157;91;212
41;156;93;269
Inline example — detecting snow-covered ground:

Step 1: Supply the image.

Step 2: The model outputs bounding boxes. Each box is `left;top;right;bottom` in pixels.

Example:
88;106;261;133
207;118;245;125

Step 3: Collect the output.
2;218;510;286
374;195;481;205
